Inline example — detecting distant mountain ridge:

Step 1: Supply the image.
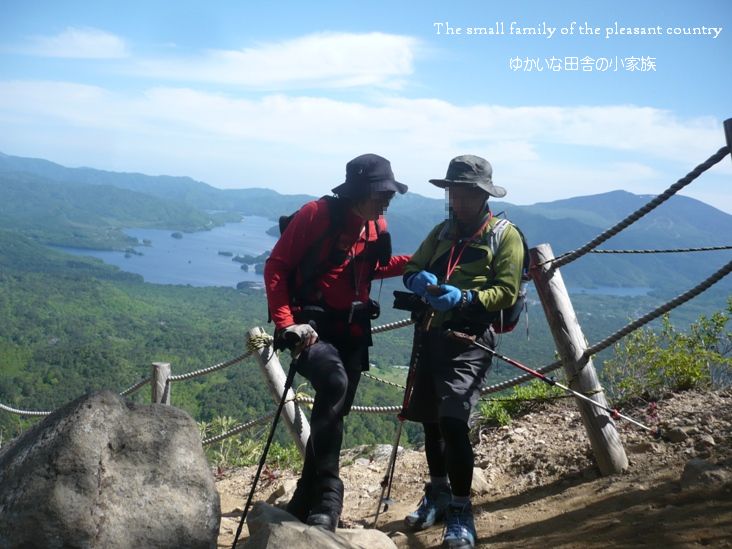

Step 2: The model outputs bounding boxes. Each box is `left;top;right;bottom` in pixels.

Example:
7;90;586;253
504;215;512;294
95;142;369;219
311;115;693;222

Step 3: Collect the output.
1;151;730;292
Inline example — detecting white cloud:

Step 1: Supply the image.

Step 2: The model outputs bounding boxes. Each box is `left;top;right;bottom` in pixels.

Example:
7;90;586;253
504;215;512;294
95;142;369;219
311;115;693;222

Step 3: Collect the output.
131;32;417;89
0;80;729;211
22;27;129;59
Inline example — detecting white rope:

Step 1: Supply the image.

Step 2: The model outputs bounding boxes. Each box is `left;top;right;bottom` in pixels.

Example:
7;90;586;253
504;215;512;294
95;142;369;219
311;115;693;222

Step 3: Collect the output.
0;401;52;417
372;318;414;334
169;351;252;382
201;412;275;446
119;376;152;396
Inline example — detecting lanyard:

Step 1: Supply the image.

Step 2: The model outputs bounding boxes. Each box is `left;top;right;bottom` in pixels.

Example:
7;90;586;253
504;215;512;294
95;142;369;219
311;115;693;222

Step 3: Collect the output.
443;214;492;283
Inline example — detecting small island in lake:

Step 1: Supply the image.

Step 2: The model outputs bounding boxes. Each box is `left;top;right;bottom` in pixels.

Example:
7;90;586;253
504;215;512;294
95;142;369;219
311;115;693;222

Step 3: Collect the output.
232;250;271;264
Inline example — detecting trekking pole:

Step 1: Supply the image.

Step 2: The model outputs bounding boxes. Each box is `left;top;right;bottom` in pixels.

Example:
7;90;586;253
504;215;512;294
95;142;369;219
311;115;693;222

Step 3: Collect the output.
372;314;431;527
446;330;662;438
232;338;302;549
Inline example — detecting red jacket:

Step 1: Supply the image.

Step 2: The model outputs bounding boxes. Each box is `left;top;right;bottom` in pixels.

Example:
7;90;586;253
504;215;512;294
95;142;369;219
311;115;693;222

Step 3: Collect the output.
265;197;409;329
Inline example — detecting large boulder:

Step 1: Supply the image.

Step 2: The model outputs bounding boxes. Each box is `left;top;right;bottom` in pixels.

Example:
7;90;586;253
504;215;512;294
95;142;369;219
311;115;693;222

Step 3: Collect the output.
0;390;220;549
242;502;397;549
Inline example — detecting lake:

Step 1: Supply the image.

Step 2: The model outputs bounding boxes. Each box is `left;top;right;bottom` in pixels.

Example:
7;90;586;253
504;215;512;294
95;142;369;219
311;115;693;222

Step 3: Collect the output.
55;216;278;288
568;285;652;297
55;218;654;297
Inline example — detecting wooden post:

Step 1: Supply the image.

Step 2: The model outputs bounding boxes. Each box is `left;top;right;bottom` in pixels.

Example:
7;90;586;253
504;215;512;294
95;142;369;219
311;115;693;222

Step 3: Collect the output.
151;362;171;404
530;243;628;475
248;327;310;457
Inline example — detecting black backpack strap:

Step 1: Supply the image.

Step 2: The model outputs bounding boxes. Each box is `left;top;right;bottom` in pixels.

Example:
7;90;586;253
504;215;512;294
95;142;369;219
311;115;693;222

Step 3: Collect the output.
291;196;348;303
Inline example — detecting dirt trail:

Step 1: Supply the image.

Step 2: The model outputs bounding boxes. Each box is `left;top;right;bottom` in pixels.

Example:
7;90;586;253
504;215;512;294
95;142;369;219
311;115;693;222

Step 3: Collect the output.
217;389;732;548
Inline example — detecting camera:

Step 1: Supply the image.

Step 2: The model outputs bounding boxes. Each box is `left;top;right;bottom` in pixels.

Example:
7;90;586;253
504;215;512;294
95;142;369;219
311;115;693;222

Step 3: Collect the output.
393;291;428;314
349;299;381;322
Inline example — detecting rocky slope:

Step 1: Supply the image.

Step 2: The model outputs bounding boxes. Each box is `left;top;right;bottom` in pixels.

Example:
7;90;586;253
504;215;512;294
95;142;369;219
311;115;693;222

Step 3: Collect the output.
216;389;732;548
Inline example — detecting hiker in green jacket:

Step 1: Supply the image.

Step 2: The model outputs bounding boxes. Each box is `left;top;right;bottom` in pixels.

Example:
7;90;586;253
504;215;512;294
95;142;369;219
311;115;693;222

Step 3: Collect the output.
402;155;524;549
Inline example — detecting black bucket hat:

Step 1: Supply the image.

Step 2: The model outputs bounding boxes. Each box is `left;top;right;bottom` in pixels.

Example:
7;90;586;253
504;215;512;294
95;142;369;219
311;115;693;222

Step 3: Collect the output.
332;153;408;199
429;155;507;198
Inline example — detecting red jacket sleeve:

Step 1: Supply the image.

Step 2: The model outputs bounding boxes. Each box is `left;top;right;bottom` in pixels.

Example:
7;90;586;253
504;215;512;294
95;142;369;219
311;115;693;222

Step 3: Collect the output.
263;200;330;329
374;254;410;279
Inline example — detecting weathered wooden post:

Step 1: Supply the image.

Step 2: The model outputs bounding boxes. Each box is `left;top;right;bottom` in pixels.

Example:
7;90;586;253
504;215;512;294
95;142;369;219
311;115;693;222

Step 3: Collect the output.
248;327;310;457
530;243;628;475
151;362;171;404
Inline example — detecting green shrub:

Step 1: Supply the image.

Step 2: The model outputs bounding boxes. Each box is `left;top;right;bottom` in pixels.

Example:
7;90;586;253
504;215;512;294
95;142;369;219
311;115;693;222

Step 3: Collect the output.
198;415;303;471
476;379;566;427
602;299;731;402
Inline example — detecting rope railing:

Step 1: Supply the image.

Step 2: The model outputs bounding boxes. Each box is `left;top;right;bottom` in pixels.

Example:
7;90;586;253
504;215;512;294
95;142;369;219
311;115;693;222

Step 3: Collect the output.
362;372;406;390
0;350;253;418
294;394;402;414
551;145;730;269
119;376;152;397
590;245;732;254
202;412;275;446
371;317;414;334
168;351;252;382
0;402;53;417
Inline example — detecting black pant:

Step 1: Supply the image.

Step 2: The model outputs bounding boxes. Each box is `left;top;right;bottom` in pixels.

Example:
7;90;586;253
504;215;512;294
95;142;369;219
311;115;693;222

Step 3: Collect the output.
287;338;367;519
406;327;495;497
423;417;474;497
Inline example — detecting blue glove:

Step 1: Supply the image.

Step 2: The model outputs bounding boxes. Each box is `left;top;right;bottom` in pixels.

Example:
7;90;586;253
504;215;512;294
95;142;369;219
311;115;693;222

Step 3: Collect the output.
404;270;438;297
426;284;462;311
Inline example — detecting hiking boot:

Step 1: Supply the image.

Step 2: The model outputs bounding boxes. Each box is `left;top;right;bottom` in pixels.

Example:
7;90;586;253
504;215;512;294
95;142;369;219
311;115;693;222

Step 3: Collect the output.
405;482;451;530
306;507;340;532
442;501;476;549
306;477;343;532
285;480;312;523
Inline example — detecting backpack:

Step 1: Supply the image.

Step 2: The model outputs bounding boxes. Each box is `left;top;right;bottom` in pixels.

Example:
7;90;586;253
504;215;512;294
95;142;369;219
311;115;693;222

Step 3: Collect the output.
485;218;530;334
275;196;392;305
277;196;348;304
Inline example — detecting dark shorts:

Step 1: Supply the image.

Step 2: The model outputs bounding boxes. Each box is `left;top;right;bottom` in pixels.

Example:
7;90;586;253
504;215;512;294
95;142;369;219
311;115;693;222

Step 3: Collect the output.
404;327;495;424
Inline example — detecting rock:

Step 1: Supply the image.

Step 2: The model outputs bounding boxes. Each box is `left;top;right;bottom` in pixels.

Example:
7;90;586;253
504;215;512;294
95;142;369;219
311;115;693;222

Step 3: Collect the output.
0;391;219;549
680;458;732;490
266;479;297;507
471;467;491;495
243;502;397;548
696;434;716;448
369;444;402;461
665;427;690;443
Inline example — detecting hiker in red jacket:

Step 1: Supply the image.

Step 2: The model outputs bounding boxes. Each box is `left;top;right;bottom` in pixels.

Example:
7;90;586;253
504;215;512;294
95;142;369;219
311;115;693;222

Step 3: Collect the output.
264;153;409;531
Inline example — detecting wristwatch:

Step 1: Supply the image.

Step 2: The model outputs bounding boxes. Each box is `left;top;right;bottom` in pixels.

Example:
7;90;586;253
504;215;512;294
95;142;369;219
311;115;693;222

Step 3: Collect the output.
459;289;475;310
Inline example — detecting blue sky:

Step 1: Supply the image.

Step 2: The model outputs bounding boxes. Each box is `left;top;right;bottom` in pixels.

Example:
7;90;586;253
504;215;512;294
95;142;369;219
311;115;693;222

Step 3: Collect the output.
1;0;731;212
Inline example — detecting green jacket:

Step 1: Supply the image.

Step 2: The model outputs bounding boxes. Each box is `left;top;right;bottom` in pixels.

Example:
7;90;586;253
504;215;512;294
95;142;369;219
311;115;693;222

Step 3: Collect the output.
404;214;524;327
